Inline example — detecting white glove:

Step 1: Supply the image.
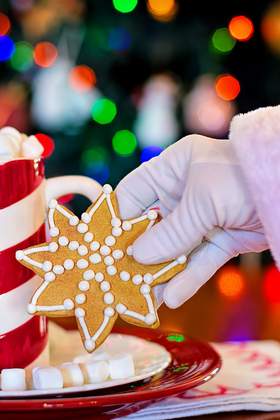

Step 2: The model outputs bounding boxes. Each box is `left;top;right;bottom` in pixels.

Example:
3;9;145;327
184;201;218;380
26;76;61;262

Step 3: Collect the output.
116;134;268;308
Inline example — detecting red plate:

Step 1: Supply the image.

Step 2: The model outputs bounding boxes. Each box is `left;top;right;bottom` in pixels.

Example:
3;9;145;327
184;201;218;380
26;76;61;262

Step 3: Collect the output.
0;327;221;419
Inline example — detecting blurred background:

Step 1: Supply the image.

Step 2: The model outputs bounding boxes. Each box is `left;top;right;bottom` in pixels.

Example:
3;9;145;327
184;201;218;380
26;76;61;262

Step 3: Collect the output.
1;0;280;343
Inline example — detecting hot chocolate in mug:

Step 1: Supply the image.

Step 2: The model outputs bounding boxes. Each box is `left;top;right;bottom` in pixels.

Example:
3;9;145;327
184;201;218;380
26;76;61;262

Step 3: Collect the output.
0;158;101;369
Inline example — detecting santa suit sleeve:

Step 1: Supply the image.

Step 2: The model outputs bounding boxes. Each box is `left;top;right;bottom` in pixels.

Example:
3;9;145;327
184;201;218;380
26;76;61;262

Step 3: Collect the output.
229;105;280;269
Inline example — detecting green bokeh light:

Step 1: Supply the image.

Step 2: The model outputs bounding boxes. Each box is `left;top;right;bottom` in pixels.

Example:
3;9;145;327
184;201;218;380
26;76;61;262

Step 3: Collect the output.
166;333;185;343
212;28;236;53
112;0;138;13
81;146;108;166
10;41;33;71
112;130;137;156
91;98;117;125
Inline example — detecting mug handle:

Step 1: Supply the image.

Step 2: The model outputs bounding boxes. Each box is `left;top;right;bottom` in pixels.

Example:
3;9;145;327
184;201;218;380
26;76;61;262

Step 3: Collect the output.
45;175;102;204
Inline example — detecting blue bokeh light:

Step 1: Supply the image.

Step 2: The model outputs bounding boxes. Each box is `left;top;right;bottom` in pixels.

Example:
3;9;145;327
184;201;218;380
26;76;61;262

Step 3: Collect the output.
0;36;15;61
108;28;132;52
84;163;110;184
140;145;163;163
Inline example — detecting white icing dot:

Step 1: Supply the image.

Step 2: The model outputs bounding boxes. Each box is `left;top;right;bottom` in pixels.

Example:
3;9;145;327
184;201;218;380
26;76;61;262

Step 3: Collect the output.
50;227;59;237
145;313;156;325
132;274;143;285
49;242;58;252
15;250;25;261
147;210;157;220
89;253;101;264
90;241;100;251
69;241;79;250
116;303;127;314
75;294;86;304
100;245;111;256
126;246;133;256
112;227;122;237
53;265;64;275
95;272;104;282
64;259;74;270
48;199;57;209
120;271;130;281
103;184;113;194
75;307;85;317
111;217;121;227
28;304;36;314
84;339;95;351
78;245;88;256
104;255;114;266
84;232;94;243
105;235;116;246
140;284;151;295
81;212;91;223
69;216;79;226
177;255;187;264
104;307;115;317
79;280;90;291
58;236;69;246
112;249;124;260
107;266;117;276
122;221;132;231
104;292;114;304
77;223;88;233
144;273;153;284
83;270;95;280
44;272;55;282
77;259;89;269
100;281;110;292
64;299;74;310
42;261;52;272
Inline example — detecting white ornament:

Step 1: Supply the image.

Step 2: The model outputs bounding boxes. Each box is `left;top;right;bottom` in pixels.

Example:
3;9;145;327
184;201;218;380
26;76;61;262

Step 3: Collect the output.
104;292;114;304
112;249;124;260
42;261;52;272
69;241;79;251
84;339;95;352
49;242;58;252
140;284;150;295
105;236;116;246
58;236;69;246
120;271;130;281
145;313;156;325
64;259;74;270
111;217;121;227
78;245;88;256
64;298;74;309
77;259;89;269
122;221;132;231
107;266;117;276
75;307;85;317
84;232;94;242
143;273;153;284
100;281;110;292
132;274;143;285
81;212;91;223
79;280;90;292
48;199;57;209
75;294;86;304
83;270;95;280
50;227;59;237
147;210;157;220
53;265;64;275
15;250;24;261
28;303;36;314
104;307;115;317
77;223;88;233
69;216;79;226
126;246;133;256
116;303;127;314
44;272;55;282
89;253;101;264
90;241;100;251
112;227;122;237
100;245;111;256
103;184;113;194
95;272;104;282
177;255;187;264
104;256;114;266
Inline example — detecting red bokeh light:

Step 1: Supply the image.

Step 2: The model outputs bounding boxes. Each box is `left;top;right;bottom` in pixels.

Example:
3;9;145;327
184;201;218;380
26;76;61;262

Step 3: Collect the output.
69;65;96;92
0;13;10;36
216;266;245;299
263;265;280;304
215;74;240;101
229;16;254;41
34;42;58;68
35;133;55;158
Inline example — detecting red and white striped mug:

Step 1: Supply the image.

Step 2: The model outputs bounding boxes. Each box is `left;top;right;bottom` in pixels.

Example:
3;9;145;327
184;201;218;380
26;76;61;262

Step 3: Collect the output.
0;158;101;369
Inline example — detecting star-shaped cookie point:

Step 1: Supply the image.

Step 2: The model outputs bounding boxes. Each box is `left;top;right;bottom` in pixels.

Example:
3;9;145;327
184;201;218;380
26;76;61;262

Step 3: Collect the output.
16;184;186;352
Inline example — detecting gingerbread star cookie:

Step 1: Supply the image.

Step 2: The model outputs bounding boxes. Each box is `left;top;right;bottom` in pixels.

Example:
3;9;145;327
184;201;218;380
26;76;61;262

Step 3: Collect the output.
16;184;186;352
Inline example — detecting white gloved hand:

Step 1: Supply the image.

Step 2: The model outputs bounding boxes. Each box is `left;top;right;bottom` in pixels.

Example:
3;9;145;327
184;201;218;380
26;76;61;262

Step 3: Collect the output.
116;134;268;308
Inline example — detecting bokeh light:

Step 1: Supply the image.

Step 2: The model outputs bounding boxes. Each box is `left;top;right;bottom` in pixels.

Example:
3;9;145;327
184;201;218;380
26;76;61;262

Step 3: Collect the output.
212;28;236;53
263;265;280;304
215;74;240;101
10;41;33;72
140;145;163;162
69;65;96;92
229;16;254;41
81;146;110;184
112;0;138;13
0;36;15;61
0;13;11;36
108;27;132;52
91;98;117;125
34;42;58;68
147;0;177;22
216;266;245;299
112;130;137;156
261;3;280;54
35;133;55;158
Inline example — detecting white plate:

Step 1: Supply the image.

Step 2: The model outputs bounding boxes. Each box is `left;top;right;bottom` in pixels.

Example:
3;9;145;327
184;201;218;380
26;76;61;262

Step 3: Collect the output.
0;328;171;398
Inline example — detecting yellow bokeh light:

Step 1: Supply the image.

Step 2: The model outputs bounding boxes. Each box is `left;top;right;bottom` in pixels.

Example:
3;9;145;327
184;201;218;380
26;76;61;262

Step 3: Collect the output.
216;266;245;299
147;0;177;22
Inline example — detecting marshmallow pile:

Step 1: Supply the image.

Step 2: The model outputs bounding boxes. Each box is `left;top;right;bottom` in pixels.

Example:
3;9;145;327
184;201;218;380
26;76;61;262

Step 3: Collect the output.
0;352;135;391
0;126;44;163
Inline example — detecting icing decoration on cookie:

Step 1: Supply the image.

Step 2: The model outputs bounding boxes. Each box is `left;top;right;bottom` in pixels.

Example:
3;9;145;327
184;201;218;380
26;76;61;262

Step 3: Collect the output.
16;185;186;352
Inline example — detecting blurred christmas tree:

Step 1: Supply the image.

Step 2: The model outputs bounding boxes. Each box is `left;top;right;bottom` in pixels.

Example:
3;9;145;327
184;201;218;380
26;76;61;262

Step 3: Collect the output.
0;0;279;213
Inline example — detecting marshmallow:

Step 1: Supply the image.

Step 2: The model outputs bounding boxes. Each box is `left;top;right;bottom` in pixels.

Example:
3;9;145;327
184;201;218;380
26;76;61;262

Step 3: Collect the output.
80;360;109;383
60;363;84;387
0;126;22;142
21;135;44;159
0;368;26;391
108;353;135;379
32;367;63;390
0;133;21;162
90;351;110;362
